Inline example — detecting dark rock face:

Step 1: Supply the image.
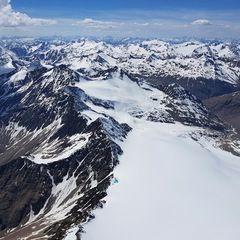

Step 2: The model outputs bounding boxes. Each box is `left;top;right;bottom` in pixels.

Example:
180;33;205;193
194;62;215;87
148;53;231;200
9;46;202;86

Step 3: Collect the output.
0;115;127;237
0;64;131;239
0;66;87;165
203;91;240;131
147;76;239;100
0;159;52;230
150;83;225;131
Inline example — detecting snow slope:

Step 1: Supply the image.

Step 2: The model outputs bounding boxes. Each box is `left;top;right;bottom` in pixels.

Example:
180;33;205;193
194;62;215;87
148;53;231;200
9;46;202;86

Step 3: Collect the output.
82;120;240;240
75;74;240;240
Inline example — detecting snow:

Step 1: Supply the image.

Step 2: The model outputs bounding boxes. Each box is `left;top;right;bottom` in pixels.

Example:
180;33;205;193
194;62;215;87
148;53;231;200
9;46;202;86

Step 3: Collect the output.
76;72;168;123
9;68;27;82
26;170;81;226
2;39;240;84
31;133;91;164
30;44;42;53
174;42;201;57
82;120;240;240
76;73;240;240
211;44;236;59
64;227;79;240
44;172;79;221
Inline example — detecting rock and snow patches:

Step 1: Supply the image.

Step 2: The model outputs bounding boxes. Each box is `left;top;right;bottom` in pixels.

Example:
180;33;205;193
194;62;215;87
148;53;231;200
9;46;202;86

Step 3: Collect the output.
1;38;240;84
0;39;240;240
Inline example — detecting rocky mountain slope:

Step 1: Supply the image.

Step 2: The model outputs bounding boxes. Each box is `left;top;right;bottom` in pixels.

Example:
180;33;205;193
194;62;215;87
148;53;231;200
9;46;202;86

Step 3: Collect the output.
204;91;240;132
0;38;240;239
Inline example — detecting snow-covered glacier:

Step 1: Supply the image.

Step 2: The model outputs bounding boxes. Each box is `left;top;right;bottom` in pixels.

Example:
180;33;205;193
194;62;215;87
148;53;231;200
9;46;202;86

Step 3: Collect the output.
75;72;240;240
82;121;240;240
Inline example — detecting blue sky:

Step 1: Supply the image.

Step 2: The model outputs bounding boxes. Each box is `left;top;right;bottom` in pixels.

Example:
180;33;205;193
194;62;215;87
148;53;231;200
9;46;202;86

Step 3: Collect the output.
0;0;240;39
12;0;240;14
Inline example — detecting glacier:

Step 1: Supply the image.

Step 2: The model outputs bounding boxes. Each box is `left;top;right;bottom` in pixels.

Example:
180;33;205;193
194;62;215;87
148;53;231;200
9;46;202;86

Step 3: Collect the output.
82;118;240;240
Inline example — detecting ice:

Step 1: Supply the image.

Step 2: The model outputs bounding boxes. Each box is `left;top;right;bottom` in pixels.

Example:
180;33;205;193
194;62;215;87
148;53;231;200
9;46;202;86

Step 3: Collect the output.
82;120;240;240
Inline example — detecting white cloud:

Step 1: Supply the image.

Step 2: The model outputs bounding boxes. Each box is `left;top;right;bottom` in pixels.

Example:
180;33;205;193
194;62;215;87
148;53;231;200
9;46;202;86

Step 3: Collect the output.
0;0;56;27
191;19;212;25
73;18;121;29
0;7;239;39
133;22;150;26
73;18;165;30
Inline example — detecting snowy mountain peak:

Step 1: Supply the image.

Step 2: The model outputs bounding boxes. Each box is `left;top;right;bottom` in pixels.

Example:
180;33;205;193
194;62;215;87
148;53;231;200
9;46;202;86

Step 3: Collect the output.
1;38;240;87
